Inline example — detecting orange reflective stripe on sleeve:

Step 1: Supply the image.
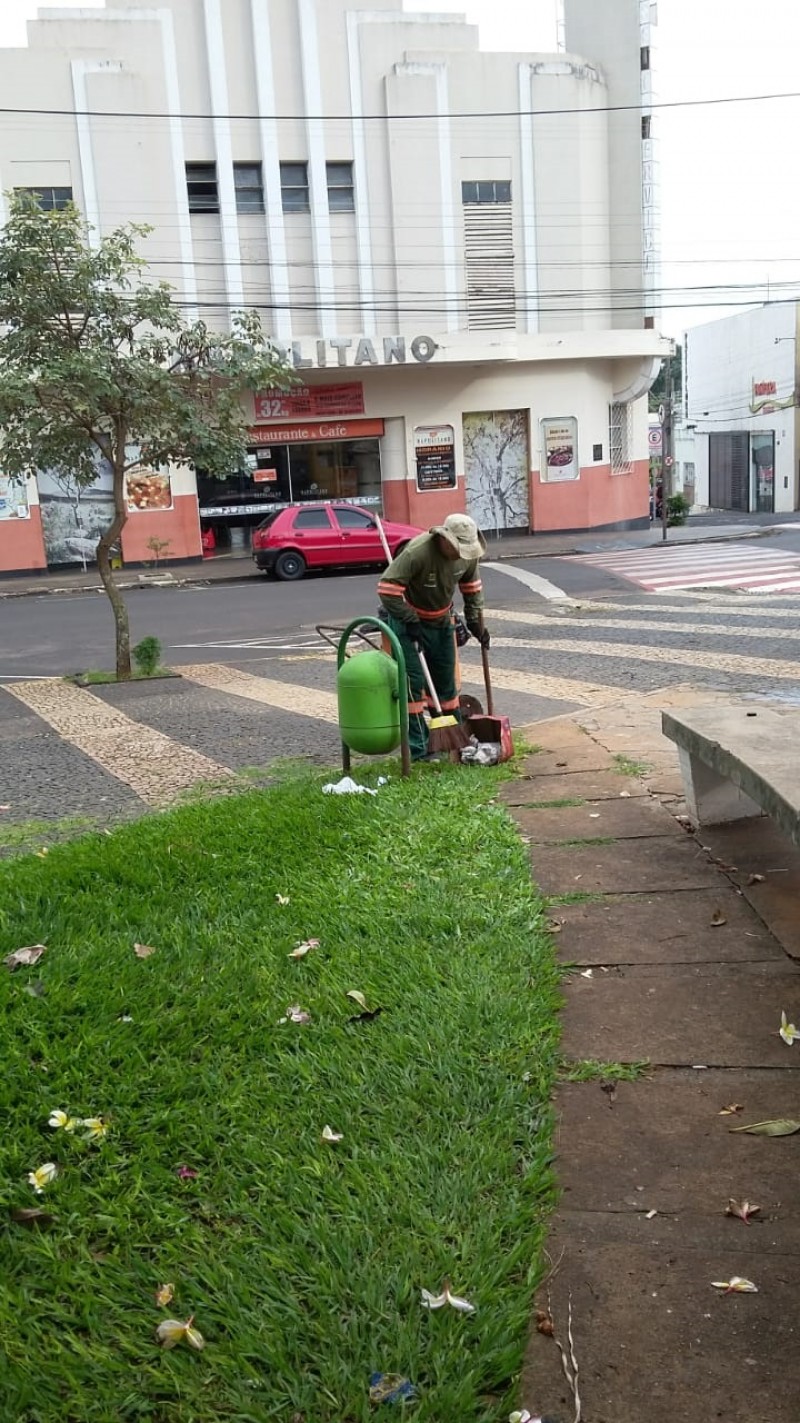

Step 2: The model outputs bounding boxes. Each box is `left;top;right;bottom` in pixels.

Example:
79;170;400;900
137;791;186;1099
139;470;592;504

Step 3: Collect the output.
408;699;426;714
458;579;483;594
378;581;407;596
438;695;460;712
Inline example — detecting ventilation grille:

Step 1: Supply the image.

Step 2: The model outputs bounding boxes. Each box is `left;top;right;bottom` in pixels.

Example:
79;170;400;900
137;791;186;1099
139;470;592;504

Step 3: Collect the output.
463;202;516;331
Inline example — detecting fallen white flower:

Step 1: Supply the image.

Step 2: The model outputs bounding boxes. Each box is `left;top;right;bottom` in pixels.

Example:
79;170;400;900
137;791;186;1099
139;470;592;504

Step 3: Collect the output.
321;1125;344;1143
421;1281;476;1314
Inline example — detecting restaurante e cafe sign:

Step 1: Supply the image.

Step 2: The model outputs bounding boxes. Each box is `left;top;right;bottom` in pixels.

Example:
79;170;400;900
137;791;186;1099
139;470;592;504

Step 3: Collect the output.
270;334;438;370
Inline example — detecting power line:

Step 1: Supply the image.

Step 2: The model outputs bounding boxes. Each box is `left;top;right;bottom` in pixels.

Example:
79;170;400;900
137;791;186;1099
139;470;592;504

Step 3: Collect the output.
0;87;799;124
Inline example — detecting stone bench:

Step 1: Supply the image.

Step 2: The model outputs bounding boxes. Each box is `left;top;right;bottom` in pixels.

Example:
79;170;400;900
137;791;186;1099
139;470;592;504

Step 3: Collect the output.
661;704;800;846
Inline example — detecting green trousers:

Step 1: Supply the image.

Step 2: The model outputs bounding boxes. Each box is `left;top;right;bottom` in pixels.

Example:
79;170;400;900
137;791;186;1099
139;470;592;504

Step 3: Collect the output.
385;615;460;760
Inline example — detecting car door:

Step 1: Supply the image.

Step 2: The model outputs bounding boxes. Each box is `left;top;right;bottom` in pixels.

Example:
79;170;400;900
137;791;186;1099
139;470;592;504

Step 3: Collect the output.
289;506;339;567
331;505;384;566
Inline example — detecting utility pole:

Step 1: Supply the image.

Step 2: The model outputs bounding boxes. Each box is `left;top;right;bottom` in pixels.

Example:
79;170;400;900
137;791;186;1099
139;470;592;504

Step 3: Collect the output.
661;351;674;543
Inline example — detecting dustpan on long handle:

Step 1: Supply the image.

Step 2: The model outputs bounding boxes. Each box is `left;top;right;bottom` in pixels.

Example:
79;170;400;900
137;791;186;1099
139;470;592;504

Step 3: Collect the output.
464;613;514;761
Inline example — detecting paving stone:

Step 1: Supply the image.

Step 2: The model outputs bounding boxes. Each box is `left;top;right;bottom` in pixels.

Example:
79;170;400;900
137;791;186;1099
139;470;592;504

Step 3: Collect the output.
522;720;598;751
525;1234;800;1423
513;796;683;844
530;835;721;895
554;1070;800;1215
561;961;800;1066
500;767;649;805
518;745;616;776
550;889;783;964
699;817;800;962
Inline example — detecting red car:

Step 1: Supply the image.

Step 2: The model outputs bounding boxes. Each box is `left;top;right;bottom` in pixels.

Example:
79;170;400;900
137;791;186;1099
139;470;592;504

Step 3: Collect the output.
251;503;422;581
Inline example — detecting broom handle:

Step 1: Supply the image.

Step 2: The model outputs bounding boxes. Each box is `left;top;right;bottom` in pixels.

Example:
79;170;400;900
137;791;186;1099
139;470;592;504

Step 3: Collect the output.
479;612;495;716
416;645;445;717
375;514;393;566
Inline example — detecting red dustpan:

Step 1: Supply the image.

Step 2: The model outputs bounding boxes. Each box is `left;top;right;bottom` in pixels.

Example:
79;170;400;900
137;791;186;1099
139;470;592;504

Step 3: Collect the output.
464;615;514;761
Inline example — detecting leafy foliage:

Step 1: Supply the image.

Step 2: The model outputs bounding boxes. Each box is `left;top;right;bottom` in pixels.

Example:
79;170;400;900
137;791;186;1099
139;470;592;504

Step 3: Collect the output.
0;194;291;675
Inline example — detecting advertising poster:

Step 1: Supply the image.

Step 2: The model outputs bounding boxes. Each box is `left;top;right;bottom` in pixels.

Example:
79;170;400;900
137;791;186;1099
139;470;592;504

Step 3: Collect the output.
414;425;457;491
0;473;30;520
126;464;173;513
38;455;114;566
255;383;365;420
541;417;579;483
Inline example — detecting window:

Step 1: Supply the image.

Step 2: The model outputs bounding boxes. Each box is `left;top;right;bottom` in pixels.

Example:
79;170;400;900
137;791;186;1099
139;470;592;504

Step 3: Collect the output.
294;508;331;530
641;115;652;140
234;163;264;214
640;45;651;70
336;507;374;529
15;186;72;211
461;180;512;205
609;403;634;475
186;162;219;213
280;162;309;213
327;162;355;213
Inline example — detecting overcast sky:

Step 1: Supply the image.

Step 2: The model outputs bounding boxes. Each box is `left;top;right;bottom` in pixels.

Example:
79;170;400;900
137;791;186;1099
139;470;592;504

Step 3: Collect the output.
4;0;800;338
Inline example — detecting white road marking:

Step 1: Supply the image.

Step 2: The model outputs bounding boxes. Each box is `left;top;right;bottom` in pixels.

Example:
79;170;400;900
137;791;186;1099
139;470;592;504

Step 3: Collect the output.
179;663;340;722
484;560;571;602
491;606;800;642
568;544;800;593
478;634;800;681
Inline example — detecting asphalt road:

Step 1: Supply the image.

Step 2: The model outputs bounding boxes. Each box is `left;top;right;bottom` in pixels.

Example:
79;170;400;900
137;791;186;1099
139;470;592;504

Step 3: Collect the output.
0;558;632;678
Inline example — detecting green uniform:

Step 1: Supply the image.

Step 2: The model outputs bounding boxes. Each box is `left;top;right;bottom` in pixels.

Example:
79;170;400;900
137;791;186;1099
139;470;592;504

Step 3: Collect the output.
378;532;484;759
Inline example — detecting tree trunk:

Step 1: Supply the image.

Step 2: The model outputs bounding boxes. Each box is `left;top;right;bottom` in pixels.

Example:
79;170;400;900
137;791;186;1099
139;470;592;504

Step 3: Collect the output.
96;455;131;680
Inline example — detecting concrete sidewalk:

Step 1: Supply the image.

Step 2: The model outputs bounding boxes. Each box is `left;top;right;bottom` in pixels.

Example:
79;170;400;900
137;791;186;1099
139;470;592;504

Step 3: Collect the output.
504;696;800;1423
0;519;779;599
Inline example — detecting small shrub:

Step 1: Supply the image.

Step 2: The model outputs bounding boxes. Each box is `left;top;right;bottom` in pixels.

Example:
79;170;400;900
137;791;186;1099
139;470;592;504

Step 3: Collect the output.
132;636;162;677
667;492;690;527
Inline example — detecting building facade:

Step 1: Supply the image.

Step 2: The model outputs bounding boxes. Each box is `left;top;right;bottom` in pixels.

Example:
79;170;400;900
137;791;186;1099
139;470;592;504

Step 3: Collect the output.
683;304;800;514
0;0;669;573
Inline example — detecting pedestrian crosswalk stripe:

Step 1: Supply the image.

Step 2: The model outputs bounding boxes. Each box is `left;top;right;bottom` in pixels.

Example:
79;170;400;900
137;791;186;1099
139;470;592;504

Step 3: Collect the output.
568;544;800;592
484;635;800;681
4;679;231;806
179;663;340;722
491;607;800;641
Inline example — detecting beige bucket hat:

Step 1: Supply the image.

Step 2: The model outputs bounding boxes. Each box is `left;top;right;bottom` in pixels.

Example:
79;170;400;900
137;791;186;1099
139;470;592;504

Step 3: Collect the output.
433;513;487;561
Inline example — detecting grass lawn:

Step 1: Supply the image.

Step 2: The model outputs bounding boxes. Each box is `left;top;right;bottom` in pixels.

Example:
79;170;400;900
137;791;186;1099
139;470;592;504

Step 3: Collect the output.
0;766;560;1422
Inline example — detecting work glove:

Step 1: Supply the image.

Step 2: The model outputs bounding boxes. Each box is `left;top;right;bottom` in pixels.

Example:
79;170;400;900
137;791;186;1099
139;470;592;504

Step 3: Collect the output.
405;619;424;646
467;620;490;650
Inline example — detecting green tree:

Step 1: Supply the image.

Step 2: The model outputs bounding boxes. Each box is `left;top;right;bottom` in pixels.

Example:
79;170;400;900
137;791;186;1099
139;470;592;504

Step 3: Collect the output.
0;194;291;678
649;345;683;411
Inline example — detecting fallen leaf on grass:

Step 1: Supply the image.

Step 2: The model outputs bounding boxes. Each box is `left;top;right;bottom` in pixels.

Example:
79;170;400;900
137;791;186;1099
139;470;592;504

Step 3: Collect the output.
10;1207;54;1228
719;1104;743;1116
5;944;47;971
779;1011;798;1046
421;1280;476;1314
175;1164;199;1180
275;894;290;906
27;1162;58;1193
711;1277;758;1294
288;939;320;959
156;1316;205;1350
726;1199;760;1225
346;990;368;1010
279;1004;311;1025
155;1283;175;1308
134;943;157;960
321;1125;344;1143
48;1109;78;1132
748;873;766;886
710;910;727;927
730;1118;800;1136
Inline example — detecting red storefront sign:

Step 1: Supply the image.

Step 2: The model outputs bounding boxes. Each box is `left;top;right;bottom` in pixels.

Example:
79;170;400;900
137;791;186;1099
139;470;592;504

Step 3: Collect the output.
248;418;385;444
254;383;365;420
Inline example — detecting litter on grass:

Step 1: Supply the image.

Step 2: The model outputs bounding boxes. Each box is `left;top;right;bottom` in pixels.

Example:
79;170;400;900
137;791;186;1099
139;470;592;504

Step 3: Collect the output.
323;776;387;796
421;1280;475;1314
369;1374;417;1405
5;944;47;970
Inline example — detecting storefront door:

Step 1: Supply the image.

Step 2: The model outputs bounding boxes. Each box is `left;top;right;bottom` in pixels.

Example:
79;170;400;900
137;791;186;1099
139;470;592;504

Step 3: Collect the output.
751;432;775;514
462;410;530;533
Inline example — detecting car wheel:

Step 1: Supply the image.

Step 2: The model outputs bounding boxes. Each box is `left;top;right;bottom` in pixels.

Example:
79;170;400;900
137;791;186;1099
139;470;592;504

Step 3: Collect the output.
274;550;307;582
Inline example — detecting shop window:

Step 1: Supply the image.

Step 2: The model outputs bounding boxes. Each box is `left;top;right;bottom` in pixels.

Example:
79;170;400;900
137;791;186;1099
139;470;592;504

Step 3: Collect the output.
294;508;332;529
280;162;310;213
15;186;73;211
610;402;634;475
186;162;219;214
327;162;355;213
234;163;264;214
461;180;512;205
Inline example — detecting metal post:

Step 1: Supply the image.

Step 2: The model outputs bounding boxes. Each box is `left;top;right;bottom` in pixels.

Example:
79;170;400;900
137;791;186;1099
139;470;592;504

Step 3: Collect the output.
661;352;673;543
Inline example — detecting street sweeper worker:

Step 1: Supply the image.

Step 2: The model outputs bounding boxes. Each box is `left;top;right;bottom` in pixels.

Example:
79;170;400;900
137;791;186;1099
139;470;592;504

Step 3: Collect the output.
378;513;489;761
